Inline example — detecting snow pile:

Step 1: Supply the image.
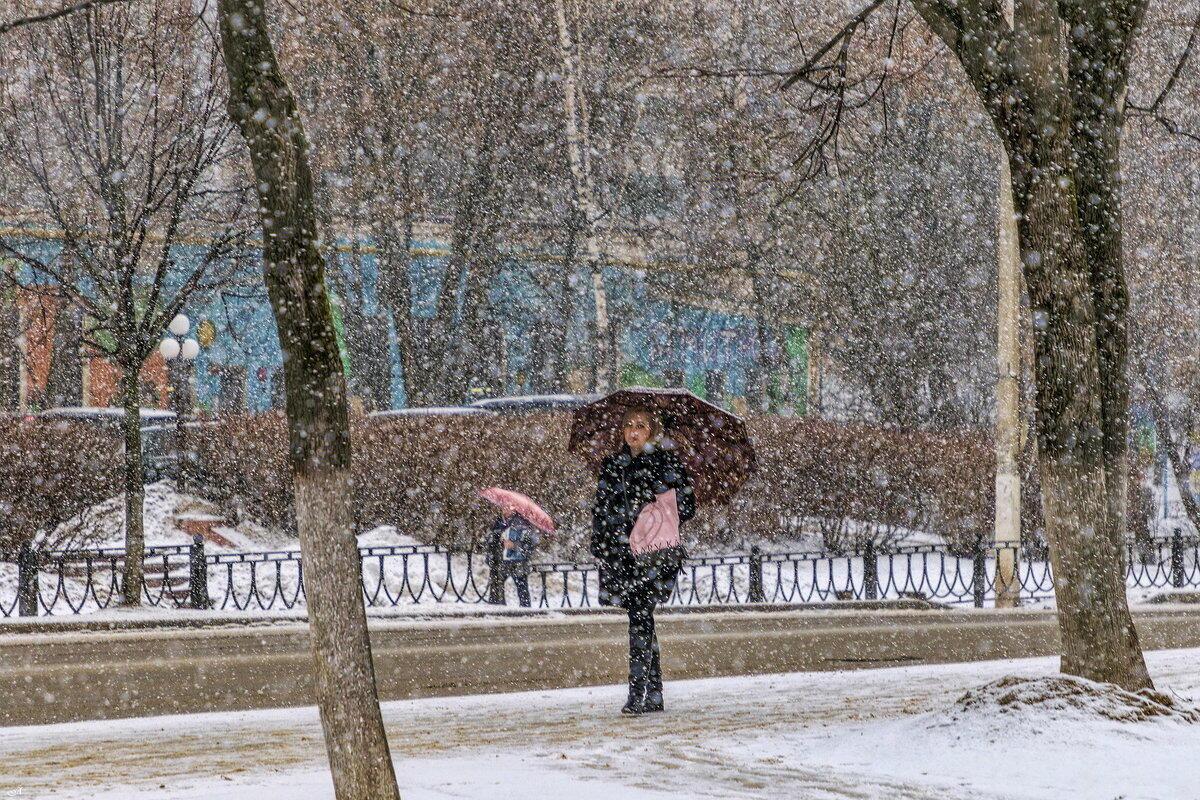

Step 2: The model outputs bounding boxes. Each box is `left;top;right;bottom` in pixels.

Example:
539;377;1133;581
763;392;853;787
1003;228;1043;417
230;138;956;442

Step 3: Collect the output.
42;482;189;550
944;674;1200;727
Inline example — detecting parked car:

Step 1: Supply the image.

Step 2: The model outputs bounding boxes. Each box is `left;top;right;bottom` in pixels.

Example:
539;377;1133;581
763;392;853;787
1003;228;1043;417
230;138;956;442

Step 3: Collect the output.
468;393;601;414
37;407;179;483
367;406;497;420
37;406;177;426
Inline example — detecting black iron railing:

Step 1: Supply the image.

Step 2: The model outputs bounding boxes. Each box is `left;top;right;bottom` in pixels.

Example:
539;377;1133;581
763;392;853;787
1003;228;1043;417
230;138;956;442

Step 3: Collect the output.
2;530;1196;617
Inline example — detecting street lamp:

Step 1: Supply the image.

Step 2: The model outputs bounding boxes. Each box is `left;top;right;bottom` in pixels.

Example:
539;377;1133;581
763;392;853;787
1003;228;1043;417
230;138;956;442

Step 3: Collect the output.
160;314;199;491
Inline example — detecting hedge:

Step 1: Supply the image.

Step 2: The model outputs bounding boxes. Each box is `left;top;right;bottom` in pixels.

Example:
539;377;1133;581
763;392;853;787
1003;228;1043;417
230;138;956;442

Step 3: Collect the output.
0;411;1151;558
0;420;122;554
192;412;1019;555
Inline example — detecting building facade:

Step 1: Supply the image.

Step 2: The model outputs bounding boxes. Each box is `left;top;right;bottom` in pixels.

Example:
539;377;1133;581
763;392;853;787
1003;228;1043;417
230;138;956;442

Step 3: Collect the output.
3;224;814;415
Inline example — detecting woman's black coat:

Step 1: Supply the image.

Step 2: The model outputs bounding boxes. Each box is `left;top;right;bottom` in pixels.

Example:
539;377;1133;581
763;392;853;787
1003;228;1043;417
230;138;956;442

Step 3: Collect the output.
589;443;696;608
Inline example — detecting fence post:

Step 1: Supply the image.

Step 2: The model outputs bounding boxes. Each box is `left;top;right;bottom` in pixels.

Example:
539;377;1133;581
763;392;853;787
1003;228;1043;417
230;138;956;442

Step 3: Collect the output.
973;540;987;608
17;541;38;617
863;539;878;600
1171;527;1186;589
189;534;211;610
748;545;765;603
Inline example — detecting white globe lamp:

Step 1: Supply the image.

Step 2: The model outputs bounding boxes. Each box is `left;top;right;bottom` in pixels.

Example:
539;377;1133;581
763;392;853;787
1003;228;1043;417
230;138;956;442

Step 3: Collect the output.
169;314;191;337
180;338;201;360
159;337;181;361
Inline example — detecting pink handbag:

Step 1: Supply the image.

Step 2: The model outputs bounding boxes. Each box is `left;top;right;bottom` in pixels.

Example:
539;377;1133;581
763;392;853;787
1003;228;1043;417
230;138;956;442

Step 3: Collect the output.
629;489;681;556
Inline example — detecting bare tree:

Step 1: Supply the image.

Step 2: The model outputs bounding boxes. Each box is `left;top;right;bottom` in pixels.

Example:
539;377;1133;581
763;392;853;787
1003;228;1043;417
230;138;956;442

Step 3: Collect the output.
553;0;616;390
789;0;1156;689
0;0;251;603
216;1;400;798
806;101;997;429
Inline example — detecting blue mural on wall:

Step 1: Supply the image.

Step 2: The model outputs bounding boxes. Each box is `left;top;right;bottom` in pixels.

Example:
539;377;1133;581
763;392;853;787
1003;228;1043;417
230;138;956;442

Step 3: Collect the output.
3;229;804;412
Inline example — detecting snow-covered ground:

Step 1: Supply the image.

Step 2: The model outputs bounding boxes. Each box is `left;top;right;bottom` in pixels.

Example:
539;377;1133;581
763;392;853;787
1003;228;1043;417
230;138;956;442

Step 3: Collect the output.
5;648;1200;799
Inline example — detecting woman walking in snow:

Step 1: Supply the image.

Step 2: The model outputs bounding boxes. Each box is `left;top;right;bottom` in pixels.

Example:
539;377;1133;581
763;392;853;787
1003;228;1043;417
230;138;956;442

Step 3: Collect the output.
590;408;695;715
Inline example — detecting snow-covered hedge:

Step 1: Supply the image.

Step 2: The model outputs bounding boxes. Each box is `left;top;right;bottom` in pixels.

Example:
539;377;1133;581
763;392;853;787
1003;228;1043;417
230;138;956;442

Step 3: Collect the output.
0;419;122;553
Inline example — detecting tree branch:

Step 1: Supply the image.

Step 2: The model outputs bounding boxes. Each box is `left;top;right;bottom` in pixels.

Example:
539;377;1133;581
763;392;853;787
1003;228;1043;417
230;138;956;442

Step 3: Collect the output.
1129;9;1200;115
0;0;132;36
780;0;888;90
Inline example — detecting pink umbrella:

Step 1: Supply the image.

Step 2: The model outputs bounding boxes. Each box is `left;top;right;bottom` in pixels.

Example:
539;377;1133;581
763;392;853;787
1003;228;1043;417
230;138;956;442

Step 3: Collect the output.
477;487;557;534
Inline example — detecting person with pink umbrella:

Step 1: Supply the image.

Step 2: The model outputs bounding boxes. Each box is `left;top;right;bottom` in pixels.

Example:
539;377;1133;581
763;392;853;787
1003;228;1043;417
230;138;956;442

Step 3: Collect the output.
478;488;555;608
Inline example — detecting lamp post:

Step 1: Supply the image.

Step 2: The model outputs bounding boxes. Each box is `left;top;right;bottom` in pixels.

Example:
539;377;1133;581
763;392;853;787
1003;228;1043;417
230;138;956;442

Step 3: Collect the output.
160;314;199;492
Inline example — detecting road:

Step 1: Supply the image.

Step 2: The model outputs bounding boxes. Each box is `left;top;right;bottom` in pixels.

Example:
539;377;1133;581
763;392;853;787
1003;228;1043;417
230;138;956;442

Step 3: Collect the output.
5;603;1200;726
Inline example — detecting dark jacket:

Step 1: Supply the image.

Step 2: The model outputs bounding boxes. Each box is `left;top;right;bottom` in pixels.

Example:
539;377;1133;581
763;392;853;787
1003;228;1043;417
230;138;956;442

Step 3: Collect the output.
589;443;696;608
501;514;539;575
485;514;539;576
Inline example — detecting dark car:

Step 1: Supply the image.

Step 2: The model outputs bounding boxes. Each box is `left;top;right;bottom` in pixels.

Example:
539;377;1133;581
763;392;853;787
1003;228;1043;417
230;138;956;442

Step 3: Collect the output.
38;406;177;426
37;407;179;483
468;393;602;414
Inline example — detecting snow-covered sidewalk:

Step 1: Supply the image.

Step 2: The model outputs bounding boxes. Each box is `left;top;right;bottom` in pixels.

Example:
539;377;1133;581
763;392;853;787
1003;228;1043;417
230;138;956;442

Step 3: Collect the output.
5;649;1200;799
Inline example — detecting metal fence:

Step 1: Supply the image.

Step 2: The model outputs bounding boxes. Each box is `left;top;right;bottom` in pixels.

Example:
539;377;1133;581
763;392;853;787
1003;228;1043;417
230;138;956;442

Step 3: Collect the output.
2;531;1198;617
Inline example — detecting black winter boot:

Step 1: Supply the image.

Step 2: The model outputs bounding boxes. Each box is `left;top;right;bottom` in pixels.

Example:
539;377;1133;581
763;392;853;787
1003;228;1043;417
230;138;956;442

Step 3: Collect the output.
624;602;653;715
644;636;664;713
621;684;647;716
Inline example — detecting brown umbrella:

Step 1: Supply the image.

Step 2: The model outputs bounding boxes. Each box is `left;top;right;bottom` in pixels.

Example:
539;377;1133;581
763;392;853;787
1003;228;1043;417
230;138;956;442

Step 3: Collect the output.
568;387;756;506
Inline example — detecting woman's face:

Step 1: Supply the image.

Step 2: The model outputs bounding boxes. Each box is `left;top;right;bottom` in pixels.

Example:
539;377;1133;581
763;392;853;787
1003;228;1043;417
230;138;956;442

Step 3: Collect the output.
623;412;654;453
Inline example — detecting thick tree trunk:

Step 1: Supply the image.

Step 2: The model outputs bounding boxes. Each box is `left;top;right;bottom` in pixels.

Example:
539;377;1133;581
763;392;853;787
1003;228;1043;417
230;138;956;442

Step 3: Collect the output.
120;364;145;606
217;4;401;799
913;0;1152;692
1066;0;1145;575
1014;133;1151;690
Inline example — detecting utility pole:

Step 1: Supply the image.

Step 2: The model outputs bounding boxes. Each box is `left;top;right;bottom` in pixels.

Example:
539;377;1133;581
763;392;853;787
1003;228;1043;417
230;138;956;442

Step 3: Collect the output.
993;0;1021;608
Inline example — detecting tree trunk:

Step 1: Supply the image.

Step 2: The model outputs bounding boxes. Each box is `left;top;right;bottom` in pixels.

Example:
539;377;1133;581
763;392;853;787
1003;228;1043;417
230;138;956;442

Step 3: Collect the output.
1065;0;1145;585
431;139;496;405
120;363;145;606
217;4;401;799
1014;131;1150;690
337;205;392;412
912;0;1152;693
553;0;612;391
548;211;581;392
342;299;392;411
376;215;430;407
1142;373;1200;529
456;236;504;397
